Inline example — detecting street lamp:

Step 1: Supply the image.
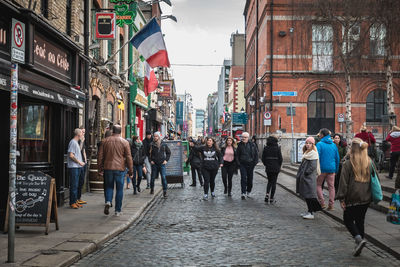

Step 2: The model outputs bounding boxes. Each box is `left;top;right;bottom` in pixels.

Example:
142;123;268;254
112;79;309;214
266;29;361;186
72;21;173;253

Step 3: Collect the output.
249;97;255;106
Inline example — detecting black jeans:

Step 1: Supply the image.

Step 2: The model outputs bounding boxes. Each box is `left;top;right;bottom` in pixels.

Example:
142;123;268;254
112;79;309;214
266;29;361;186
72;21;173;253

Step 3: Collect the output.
389;151;400;178
305;198;322;213
239;163;254;194
343;203;369;238
221;161;235;193
202;168;218;195
191;166;203;185
266;172;279;199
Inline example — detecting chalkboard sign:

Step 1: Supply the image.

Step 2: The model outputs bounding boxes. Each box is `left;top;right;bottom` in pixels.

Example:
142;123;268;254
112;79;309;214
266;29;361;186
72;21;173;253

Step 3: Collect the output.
4;171;59;234
164;141;183;177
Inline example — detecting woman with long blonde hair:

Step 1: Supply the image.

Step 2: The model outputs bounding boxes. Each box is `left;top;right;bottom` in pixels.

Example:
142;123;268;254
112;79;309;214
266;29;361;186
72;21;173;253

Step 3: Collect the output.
336;137;376;257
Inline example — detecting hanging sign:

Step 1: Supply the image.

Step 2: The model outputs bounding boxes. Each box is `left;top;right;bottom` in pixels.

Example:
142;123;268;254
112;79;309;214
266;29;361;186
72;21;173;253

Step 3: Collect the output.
115;3;137;27
96;13;116;39
11;19;25;63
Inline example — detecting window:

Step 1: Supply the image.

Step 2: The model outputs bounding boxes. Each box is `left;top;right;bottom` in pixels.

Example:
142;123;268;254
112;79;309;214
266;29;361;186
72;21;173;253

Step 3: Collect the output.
370;24;386;56
307;89;335;119
312;24;333;72
107;102;114;122
342;23;360;55
366;90;387;122
41;0;49;18
17;104;49;163
91;1;100;60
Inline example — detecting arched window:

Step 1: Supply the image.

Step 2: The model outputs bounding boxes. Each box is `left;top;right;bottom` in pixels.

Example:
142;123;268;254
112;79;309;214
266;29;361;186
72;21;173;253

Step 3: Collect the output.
307;89;335;135
366;89;387;122
107;102;114;122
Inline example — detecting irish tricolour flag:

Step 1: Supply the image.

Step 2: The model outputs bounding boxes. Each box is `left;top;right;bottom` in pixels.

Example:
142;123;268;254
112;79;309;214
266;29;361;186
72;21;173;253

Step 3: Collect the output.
130;17;170;68
144;61;158;96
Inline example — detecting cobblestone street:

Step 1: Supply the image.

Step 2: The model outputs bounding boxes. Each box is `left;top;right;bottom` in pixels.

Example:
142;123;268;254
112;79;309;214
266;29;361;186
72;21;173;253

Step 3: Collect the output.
74;172;399;266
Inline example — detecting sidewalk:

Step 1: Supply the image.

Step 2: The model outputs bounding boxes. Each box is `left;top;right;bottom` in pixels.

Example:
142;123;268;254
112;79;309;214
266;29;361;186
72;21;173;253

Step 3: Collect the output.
255;165;400;260
0;181;163;267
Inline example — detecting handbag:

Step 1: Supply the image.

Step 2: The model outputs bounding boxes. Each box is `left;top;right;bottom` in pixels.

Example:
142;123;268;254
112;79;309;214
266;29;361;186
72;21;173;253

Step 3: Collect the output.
370;161;383;204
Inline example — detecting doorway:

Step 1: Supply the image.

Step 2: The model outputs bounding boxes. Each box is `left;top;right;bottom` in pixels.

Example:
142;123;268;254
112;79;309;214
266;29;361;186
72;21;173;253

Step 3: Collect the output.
307;89;335;135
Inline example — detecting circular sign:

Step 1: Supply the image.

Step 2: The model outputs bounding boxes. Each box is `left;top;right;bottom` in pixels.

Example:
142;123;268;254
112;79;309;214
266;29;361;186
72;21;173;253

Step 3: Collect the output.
338;113;344;118
13;22;24;48
264;111;271;120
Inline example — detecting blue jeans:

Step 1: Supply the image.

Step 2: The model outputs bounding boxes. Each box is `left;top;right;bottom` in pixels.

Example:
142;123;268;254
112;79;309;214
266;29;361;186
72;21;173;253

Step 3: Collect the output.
133;165;143;189
77;164;86;200
104;170;125;212
151;164;167;191
69;167;81;205
240;163;255;194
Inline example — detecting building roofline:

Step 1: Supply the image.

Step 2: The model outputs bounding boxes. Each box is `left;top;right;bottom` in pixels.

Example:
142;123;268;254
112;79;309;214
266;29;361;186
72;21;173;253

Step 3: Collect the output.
244;0;251;16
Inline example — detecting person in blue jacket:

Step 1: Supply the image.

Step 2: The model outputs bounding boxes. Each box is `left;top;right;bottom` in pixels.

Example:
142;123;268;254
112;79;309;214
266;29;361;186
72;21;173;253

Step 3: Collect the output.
316;128;340;210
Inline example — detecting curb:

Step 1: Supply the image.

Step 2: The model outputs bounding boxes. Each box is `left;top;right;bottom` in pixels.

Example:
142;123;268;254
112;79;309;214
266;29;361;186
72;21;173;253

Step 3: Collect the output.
20;187;163;267
255;170;400;260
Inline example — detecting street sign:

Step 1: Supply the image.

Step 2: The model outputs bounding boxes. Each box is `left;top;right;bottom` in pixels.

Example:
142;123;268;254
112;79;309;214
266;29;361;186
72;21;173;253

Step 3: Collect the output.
338;113;345;123
96;13;116;39
272;91;297;97
264;111;271;120
264;119;272;126
11;19;25;63
232;112;248;124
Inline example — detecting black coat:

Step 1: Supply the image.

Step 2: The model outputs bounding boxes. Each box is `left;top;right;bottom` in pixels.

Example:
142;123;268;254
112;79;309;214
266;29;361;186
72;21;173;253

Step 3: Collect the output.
188;146;202;168
262;137;283;173
150;142;171;165
237;141;259;166
142;137;153;157
131;143;145;166
198;145;223;170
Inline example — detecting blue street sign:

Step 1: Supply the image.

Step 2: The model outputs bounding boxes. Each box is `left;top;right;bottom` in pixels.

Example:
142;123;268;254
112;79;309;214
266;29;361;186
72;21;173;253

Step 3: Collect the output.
232;112;248;124
272;91;297;97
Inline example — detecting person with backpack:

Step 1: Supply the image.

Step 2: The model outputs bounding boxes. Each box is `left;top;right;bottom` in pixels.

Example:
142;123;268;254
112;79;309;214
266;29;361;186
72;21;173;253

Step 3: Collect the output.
131;136;145;194
188;140;203;187
198;137;223;200
221;137;238;196
336;138;376;257
296;137;322;219
262;135;283;204
150;132;171;198
237;132;259;200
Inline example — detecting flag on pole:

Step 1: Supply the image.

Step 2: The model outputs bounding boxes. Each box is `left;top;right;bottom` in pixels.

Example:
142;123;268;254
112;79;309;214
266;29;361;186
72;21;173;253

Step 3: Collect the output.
144;61;158;96
130;17;170;68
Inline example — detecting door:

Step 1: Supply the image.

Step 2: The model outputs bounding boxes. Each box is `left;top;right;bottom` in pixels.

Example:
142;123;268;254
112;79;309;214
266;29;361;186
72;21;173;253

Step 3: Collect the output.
307;89;335;135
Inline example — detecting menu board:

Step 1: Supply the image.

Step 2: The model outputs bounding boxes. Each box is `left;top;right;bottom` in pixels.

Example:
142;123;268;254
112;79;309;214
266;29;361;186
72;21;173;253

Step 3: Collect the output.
15;171;52;224
164;141;183;177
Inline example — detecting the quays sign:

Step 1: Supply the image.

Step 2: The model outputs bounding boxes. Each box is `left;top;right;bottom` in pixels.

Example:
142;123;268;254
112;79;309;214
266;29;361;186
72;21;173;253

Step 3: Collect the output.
33;32;71;83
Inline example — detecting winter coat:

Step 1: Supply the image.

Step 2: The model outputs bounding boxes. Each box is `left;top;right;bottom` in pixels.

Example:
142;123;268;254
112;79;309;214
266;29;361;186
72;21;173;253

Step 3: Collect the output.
262;137;283;173
131;142;145;166
188;146;202;168
355;132;376;145
316;135;340;173
386;131;400;152
336;144;347;161
142;136;153;157
336;159;373;206
199;145;223;171
150;142;171;165
237;141;259;166
296;149;319;199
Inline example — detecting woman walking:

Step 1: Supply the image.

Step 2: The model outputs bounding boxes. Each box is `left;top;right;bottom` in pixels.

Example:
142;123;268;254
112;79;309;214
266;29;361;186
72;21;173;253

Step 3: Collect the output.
333;133;347;191
296;137;322;219
199;137;223;200
131;136;145;194
188;140;203;187
336;138;375;257
221;137;238;196
262;136;283;203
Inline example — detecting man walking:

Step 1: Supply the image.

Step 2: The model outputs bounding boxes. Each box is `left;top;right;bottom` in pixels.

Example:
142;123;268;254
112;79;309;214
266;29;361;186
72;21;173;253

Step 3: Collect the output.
316;128;339;210
142;130;153;188
67;128;85;209
77;126;87;205
150;132;171;197
98;125;133;216
237;132;259;200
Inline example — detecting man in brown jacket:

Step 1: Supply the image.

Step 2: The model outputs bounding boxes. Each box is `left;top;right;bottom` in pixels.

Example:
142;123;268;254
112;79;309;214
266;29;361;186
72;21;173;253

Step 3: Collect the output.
98;125;133;216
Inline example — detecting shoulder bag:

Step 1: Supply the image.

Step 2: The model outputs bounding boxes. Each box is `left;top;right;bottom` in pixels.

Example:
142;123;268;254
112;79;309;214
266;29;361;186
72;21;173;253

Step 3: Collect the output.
370;161;383;204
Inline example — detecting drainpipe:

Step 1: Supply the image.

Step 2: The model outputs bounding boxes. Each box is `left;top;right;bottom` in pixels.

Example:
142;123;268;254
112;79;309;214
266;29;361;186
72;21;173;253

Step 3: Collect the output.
270;0;274;111
128;3;137;138
255;0;259;137
84;0;89;141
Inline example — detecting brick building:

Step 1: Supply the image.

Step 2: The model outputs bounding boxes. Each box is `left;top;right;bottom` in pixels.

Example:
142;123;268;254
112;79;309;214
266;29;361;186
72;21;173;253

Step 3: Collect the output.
244;0;400;159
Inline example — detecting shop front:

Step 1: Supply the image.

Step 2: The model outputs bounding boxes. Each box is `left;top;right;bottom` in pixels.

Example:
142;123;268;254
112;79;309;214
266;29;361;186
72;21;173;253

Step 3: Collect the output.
134;89;148;140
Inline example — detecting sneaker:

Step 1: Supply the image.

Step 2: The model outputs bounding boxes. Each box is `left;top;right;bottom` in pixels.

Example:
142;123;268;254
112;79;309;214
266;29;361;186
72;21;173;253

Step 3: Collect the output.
211;192;215;198
115;211;122;217
385;175;393;179
228;192;232;197
104;202;111;215
146;185;150;189
269;198;276;204
70;203;79;209
321;204;327;209
241;193;246;200
327;205;335;211
137;186;141;193
353;240;366;256
75;202;83;208
264;195;269;203
300;211;308;217
150;188;154;194
302;213;314;219
224;188;227;194
163;191;167;198
246;192;251;198
203;194;208;200
133;190;137;195
77;199;87;204
190;184;196;187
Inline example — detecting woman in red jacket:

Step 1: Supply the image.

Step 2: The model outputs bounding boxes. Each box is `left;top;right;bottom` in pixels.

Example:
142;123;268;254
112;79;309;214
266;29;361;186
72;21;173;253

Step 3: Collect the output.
355;125;376;160
386;126;400;179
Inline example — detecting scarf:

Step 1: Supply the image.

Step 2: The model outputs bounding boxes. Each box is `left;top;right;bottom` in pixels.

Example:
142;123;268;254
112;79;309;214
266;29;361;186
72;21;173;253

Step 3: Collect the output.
303;149;321;175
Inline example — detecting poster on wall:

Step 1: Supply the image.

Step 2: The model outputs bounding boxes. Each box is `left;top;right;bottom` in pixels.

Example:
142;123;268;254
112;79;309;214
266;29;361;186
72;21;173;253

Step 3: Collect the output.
296;139;306;163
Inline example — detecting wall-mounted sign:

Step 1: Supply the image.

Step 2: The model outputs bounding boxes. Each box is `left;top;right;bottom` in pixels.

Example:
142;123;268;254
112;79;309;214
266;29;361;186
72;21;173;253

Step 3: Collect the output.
115;3;137;27
11;18;25;63
134;89;148;108
96;13;116;39
0;19;9;56
110;0;136;3
159;81;173;98
33;32;71;83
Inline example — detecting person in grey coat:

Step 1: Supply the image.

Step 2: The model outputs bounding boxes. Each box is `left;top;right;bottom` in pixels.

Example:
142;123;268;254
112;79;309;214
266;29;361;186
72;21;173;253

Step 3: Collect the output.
296;137;322;219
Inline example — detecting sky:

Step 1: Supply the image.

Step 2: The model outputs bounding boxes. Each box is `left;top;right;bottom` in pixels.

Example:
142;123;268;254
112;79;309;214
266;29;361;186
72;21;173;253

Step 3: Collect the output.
159;0;245;111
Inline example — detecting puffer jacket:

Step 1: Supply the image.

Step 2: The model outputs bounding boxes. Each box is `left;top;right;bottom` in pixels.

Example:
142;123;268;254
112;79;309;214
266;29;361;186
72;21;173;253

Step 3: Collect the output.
386;131;400;152
316;135;340;173
98;135;133;175
262;136;283;173
131;142;145;166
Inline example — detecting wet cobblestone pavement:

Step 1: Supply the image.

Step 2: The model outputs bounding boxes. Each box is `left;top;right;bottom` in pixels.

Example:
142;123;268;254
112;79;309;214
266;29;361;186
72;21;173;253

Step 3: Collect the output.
74;172;399;266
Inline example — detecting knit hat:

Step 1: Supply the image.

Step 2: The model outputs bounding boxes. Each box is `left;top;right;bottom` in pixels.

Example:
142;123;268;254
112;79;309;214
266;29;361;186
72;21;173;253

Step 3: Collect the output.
305;136;315;144
146;130;152;135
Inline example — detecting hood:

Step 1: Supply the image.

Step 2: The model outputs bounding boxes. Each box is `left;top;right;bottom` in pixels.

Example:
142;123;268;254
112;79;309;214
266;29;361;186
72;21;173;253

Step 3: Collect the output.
321;135;333;144
267;136;278;146
390;131;400;138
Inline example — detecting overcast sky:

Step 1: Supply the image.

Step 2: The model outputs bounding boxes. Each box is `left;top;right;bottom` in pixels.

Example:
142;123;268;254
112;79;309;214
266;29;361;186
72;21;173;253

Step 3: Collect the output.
160;0;245;111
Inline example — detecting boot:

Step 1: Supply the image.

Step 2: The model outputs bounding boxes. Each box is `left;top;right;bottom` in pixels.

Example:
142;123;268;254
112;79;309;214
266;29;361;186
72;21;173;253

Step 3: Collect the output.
150;188;154;194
